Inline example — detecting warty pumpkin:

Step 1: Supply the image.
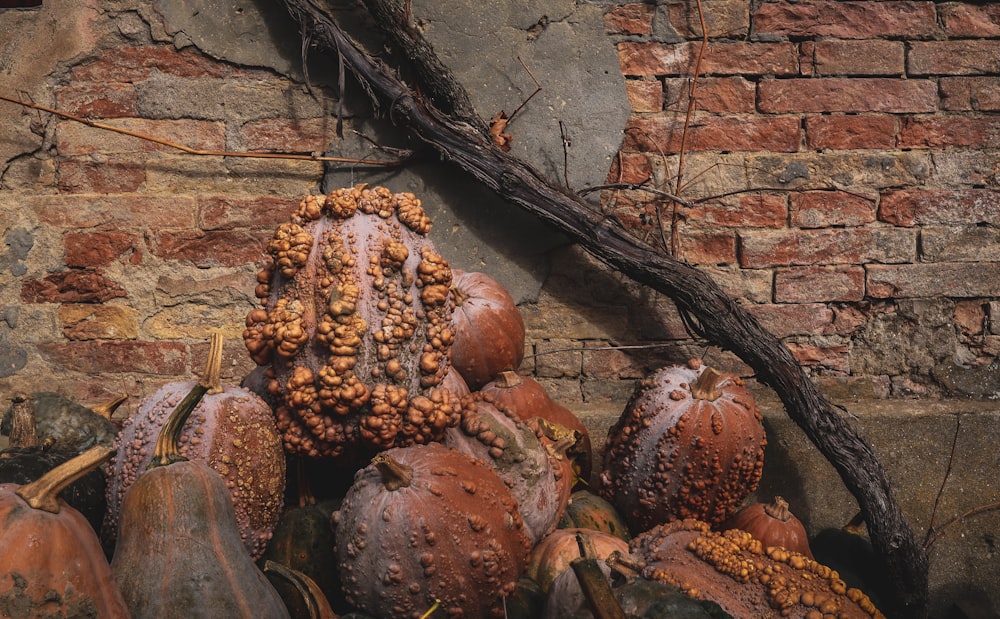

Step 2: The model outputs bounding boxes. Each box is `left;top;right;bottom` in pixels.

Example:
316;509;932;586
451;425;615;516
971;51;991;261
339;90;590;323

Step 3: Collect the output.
0;445;130;619
333;442;531;618
110;334;290;619
599;359;767;533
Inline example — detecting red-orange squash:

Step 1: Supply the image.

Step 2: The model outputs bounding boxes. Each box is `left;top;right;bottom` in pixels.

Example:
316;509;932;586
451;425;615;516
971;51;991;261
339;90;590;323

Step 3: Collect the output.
599;359;767;533
450;270;525;390
723;496;813;559
526;527;629;593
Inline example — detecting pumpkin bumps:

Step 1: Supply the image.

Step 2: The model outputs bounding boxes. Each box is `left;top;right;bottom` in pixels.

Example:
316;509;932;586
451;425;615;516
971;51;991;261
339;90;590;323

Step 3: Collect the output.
245;185;461;459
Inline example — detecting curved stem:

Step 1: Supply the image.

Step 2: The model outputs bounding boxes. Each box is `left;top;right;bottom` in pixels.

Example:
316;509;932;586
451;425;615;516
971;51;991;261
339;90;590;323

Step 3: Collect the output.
15;445;114;513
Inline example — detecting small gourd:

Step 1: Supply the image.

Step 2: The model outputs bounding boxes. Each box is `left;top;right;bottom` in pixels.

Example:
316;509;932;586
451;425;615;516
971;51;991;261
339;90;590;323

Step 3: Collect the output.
558;489;631;542
110;333;290;619
450;269;526;390
722;496;813;558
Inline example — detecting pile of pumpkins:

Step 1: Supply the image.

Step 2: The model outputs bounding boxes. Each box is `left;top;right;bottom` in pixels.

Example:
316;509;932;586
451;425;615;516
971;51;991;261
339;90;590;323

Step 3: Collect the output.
0;186;888;619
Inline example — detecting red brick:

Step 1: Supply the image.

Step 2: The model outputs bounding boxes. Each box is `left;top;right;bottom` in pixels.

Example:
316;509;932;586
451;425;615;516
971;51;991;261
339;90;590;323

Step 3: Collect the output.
666;0;749;38
909;41;1000;76
746;303;835;337
738;228;915;267
940;77;1000;111
625;80;663;113
624;114;801;153
879;189;1000;226
150;230;271;267
675;228;736;265
786;341;850;374
867;263;1000;298
811;40;905;76
683;193;787;228
663;77;756;113
605;152;653;185
759;78;937;113
954;300;986;336
54;83;137;118
898;117;1000;149
21;269;128;303
940;3;1000;37
55;118;226;156
36;340;187;375
198;195;301;231
70;46;228;83
30;195;197;229
618;42;797;77
790;191;876;229
240;118;337;153
775;265;865;303
752;1;937;39
65;231;142;267
604;3;654;35
57;160;145;193
805;114;898;150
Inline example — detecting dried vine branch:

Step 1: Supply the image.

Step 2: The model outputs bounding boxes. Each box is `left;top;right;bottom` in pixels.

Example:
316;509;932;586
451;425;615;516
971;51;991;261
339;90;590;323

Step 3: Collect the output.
280;1;928;615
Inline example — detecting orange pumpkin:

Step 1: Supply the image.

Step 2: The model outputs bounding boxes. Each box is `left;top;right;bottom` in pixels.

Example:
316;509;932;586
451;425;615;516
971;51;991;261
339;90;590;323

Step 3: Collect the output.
450;270;525;390
525;527;629;593
723;496;813;559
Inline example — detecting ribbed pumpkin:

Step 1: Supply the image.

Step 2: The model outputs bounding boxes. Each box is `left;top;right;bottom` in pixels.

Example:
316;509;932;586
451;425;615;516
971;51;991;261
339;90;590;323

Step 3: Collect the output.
722;496;813;559
333;443;531;618
481;370;593;483
441;392;572;544
244;185;463;460
450;269;525;390
600;359;767;533
0;446;130;619
110;337;290;619
104;333;285;559
558;489;631;542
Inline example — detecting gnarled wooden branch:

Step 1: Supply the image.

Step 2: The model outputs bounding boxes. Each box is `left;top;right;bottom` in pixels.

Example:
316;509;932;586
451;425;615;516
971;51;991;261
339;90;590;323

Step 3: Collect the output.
278;1;928;615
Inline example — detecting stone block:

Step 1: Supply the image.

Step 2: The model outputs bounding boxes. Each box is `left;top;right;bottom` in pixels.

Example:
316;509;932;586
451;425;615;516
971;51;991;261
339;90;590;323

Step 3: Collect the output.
59;304;139;340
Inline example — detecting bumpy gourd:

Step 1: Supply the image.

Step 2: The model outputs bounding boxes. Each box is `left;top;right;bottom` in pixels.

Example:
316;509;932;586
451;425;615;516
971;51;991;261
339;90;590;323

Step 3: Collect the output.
600;359;767;533
244;185;462;460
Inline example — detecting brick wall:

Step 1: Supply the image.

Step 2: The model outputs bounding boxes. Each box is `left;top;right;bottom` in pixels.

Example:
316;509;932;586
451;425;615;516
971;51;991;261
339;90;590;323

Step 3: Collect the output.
2;0;999;415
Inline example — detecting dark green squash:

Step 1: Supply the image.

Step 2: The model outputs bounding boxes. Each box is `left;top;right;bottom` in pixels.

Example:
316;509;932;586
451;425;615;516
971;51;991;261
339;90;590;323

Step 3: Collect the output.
109;333;290;619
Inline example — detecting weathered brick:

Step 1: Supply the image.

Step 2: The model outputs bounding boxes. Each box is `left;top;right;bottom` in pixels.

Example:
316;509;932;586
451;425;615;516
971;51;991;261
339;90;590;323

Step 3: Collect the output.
70;46;228;83
57;160;145;193
738;228;915;267
927;151;1000;187
240;118;337;153
805;114;898;150
64;231;142;267
663;77;756;113
55;118;226;156
30;195;197;229
604;153;652;184
675;228;736;265
618;42;797;77
532;338;583;378
774;265;865;303
867;263;1000;298
879;189;1000;226
21;269;128;303
909;41;1000;76
624;114;801;153
940;3;1000;37
746;303;835;338
135;75;323;123
746;151;930;191
59;304;139;340
921;226;1000;262
666;0;749;38
150;230;271;268
604;3;654;35
683;193;787;228
198;195;300;231
786;341;850;374
145;304;248;340
36;340;187;375
701;266;774;304
940;77;1000;111
954;300;986;337
811;40;905;76
581;340;648;380
625;79;663;113
753;1;938;39
759;78;937;113
189;338;258;382
790;190;876;228
898;116;1000;149
54;83;137;118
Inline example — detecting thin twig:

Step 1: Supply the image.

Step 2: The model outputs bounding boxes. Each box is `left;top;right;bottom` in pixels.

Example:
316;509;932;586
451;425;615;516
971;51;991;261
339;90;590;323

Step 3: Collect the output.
559;120;571;189
924;501;1000;551
925;414;961;547
506;56;542;123
580;183;694;208
0;93;401;166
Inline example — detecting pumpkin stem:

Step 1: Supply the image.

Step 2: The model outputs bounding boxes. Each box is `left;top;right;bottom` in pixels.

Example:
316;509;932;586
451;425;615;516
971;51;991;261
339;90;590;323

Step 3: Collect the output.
91;393;129;420
494;370;522;388
15;445;114;513
263;560;336;619
763;496;793;522
372;453;413;491
690;366;723;401
449;283;468;306
419;599;441;618
147;331;223;469
605;550;645;580
7;393;39;449
571;555;627;619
